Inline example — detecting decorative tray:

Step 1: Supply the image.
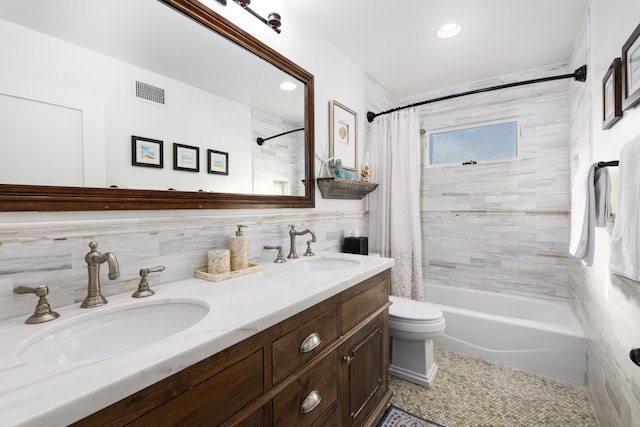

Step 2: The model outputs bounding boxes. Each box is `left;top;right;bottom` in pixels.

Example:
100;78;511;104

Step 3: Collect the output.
195;263;263;282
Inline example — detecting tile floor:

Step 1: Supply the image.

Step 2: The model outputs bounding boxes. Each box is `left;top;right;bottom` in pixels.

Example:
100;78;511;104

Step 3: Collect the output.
389;347;599;427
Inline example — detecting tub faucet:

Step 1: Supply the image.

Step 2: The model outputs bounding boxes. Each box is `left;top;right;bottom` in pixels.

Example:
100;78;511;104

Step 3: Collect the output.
288;225;316;259
81;241;120;308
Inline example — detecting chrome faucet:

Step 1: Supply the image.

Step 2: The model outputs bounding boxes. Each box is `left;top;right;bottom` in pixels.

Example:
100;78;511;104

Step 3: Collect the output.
288;225;316;259
81;241;120;308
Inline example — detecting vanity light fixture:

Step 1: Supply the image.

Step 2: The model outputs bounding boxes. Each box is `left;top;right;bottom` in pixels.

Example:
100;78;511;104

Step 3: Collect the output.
436;22;462;39
233;0;282;33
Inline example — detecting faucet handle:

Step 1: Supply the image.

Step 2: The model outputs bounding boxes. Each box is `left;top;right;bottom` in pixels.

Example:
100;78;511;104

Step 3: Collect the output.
14;285;60;324
141;265;166;276
132;265;165;298
264;245;287;263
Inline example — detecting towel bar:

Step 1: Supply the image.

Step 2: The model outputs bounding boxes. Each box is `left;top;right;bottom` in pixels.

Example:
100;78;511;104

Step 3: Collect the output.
596;160;619;168
631;348;640;367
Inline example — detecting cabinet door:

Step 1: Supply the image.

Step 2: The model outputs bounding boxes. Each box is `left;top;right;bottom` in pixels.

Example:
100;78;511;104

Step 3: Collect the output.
341;313;387;426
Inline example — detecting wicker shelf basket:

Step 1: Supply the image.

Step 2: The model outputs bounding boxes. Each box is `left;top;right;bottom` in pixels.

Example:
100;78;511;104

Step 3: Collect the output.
316;178;378;200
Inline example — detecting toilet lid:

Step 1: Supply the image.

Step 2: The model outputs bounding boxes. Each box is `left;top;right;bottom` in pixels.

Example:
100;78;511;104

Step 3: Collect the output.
389;296;443;323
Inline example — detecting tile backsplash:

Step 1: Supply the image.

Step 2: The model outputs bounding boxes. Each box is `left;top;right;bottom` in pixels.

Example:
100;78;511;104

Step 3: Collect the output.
0;210;367;322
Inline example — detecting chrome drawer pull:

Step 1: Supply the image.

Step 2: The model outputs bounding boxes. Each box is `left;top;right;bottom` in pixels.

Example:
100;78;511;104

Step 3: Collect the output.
300;390;322;414
299;332;321;353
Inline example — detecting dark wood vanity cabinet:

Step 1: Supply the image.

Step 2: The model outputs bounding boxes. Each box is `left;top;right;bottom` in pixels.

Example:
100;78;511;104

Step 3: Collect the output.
71;269;391;427
340;313;387;425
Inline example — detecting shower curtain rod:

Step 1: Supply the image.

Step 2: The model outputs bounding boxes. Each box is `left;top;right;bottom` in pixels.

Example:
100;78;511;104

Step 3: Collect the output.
256;127;304;146
366;65;587;123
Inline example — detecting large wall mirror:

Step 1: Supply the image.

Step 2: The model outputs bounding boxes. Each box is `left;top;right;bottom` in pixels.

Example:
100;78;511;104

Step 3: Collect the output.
0;0;314;211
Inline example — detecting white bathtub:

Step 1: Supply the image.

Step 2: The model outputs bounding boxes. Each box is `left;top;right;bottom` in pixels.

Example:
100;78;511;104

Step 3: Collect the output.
426;284;585;385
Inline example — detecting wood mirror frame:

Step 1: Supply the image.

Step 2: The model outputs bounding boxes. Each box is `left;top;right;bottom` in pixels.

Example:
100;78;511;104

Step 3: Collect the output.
0;0;314;211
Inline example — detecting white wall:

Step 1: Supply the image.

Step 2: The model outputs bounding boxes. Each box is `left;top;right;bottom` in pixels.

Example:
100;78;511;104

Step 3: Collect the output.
569;1;640;426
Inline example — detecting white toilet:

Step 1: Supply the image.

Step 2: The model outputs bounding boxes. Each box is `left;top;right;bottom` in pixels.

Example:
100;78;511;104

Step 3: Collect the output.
388;295;446;387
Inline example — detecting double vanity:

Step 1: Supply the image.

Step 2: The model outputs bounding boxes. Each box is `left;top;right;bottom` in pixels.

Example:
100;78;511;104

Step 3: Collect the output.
0;253;394;426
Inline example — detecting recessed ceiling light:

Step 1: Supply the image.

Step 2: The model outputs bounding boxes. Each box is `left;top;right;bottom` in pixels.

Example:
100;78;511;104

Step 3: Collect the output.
436;22;462;39
280;81;297;91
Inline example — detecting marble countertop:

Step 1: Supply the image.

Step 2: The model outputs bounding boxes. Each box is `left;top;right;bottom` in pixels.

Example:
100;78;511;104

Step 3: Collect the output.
0;252;393;426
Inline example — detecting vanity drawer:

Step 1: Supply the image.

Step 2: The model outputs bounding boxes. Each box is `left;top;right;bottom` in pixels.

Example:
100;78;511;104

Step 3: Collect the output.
273;350;338;426
341;275;389;334
272;307;338;383
129;349;264;426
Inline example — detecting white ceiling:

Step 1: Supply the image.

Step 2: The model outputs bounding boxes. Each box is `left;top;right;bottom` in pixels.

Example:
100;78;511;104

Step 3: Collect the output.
287;0;588;100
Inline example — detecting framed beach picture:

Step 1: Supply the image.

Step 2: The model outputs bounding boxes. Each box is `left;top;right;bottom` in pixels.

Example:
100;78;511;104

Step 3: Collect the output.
602;58;622;130
329;100;358;171
207;149;228;175
131;135;163;168
622;22;640;110
173;143;200;172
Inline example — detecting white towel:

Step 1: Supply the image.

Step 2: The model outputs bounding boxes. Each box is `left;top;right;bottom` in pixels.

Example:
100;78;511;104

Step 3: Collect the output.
594;167;611;227
569;163;596;266
609;135;640;281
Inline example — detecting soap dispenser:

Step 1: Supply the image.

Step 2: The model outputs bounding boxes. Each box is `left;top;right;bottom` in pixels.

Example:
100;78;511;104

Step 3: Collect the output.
229;225;249;271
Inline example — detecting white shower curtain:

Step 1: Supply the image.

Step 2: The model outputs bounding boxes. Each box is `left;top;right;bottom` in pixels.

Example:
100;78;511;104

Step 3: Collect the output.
368;109;423;301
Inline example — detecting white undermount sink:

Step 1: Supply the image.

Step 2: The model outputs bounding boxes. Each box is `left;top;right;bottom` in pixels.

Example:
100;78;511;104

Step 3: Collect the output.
17;300;209;364
294;257;360;271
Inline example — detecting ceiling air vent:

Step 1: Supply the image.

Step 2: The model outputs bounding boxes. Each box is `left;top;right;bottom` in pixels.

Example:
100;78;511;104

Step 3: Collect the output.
135;81;165;105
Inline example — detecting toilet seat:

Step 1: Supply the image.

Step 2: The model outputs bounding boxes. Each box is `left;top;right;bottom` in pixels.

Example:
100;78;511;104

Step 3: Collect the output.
389;296;443;323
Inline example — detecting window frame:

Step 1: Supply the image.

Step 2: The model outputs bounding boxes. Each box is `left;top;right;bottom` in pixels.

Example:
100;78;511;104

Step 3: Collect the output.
424;119;521;168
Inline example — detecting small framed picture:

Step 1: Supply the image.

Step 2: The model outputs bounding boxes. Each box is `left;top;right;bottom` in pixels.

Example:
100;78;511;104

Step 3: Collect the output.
329;100;358;171
131;136;163;168
622;22;640;110
173;143;200;172
207;149;228;175
602;58;622;130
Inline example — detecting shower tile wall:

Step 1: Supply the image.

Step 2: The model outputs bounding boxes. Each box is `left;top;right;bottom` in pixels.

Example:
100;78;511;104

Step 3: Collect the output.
0;211;367;322
407;63;572;301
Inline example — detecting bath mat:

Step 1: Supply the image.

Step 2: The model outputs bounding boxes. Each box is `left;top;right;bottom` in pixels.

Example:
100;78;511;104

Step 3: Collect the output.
376;405;446;427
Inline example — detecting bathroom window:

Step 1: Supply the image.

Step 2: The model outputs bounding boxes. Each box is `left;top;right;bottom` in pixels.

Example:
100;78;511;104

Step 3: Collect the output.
426;120;519;166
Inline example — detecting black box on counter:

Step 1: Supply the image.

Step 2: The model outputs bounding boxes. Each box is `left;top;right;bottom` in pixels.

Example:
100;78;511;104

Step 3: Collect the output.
343;236;368;255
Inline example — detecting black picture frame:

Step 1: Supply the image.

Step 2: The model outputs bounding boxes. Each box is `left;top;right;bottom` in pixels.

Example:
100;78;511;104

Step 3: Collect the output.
173;143;200;172
207;149;229;175
131;135;163;168
602;58;623;130
622;22;640;110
